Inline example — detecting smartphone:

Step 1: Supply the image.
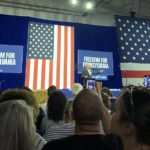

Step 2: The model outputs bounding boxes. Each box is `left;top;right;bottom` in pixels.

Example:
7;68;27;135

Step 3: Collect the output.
86;79;95;90
144;75;150;87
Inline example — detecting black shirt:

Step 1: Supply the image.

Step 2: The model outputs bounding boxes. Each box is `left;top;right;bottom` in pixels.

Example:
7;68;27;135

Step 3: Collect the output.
42;134;123;150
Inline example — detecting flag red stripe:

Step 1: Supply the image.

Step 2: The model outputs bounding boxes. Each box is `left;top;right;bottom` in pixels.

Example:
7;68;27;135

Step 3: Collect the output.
25;59;30;87
71;27;74;88
33;59;38;90
64;26;68;89
56;25;61;89
121;70;150;78
41;59;46;89
49;60;53;87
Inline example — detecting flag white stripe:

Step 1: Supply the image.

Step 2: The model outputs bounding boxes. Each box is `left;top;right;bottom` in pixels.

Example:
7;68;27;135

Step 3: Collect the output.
60;26;65;89
45;60;50;89
122;78;144;86
120;63;150;71
67;27;71;89
53;25;58;86
37;59;42;89
29;59;34;90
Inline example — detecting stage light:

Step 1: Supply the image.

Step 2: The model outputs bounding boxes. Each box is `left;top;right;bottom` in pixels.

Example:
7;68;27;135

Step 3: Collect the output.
87;2;92;8
72;0;77;4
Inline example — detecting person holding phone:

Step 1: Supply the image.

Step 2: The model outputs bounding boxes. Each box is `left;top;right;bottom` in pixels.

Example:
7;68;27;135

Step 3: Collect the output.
81;63;104;88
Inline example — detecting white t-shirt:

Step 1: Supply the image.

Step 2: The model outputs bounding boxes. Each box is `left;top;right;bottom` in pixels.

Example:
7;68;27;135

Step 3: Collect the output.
34;132;46;150
40;117;64;132
40;102;47;115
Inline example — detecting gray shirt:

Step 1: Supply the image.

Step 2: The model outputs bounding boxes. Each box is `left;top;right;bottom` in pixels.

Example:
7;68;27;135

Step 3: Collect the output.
40;117;64;132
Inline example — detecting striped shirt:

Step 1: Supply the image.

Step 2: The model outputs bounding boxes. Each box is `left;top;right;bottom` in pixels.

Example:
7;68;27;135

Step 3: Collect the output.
43;123;75;142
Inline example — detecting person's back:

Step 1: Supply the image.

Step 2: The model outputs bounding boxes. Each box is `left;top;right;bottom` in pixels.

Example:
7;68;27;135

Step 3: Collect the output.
43;89;123;150
40;91;67;132
43;100;75;142
40;85;57;114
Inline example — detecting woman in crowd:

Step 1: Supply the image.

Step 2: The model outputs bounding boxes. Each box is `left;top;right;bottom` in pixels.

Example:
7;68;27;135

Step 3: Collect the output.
40;91;67;132
69;83;83;100
110;87;150;150
20;86;46;132
43;99;75;142
0;100;45;150
0;88;39;122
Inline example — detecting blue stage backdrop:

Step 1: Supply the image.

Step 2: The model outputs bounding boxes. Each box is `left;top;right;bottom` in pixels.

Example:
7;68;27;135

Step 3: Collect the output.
0;45;23;73
0;14;122;91
78;50;114;75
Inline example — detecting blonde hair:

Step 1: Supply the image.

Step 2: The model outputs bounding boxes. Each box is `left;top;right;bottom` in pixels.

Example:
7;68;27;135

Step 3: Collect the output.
71;83;83;96
0;100;35;150
0;89;39;122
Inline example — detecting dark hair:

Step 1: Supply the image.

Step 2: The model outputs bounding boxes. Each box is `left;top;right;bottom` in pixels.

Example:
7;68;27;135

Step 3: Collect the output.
20;86;32;92
120;88;150;146
0;90;3;96
47;91;67;123
47;85;57;96
118;90;125;98
73;89;102;125
101;87;112;97
101;92;110;109
0;89;39;122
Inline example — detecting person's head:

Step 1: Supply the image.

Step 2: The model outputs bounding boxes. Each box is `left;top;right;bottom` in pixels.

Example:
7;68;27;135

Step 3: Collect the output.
86;63;91;69
101;87;113;97
64;100;74;124
0;100;35;150
101;92;110;110
111;88;150;146
118;90;125;98
72;89;104;127
47;85;57;97
0;89;39;122
20;86;32;92
47;91;67;123
71;83;83;96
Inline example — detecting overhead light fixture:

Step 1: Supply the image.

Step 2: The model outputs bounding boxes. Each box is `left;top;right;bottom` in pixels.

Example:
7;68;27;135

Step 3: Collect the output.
72;0;77;4
87;2;92;8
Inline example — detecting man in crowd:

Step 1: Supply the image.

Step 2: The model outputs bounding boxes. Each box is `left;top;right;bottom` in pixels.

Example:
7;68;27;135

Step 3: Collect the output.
81;63;104;88
42;87;123;150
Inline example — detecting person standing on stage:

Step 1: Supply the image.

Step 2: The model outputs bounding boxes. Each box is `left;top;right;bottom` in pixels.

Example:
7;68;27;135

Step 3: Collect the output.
81;63;104;88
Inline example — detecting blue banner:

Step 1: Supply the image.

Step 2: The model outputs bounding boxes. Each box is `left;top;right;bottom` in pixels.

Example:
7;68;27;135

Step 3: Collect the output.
0;45;23;73
90;75;108;81
78;50;114;75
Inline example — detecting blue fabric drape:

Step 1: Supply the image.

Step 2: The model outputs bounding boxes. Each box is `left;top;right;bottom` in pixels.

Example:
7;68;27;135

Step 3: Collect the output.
0;15;29;91
0;14;122;91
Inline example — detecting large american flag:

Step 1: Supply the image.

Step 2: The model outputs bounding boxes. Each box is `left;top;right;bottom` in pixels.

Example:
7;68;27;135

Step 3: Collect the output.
25;22;74;90
115;15;150;87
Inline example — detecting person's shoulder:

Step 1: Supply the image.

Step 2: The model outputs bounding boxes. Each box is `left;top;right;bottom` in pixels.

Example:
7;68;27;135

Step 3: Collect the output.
42;135;75;150
82;69;87;72
104;134;123;149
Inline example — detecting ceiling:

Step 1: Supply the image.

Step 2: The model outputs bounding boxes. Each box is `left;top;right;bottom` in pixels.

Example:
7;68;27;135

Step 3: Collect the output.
4;0;149;17
0;0;150;26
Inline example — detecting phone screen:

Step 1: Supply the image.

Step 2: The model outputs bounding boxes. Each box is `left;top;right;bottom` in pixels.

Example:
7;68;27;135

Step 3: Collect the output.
144;76;150;87
86;79;95;90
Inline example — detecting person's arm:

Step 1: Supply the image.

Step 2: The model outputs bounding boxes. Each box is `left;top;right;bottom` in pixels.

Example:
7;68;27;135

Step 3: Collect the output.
95;82;111;135
92;70;104;75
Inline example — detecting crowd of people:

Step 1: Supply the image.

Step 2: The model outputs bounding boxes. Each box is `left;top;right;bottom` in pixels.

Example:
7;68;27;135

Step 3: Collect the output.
0;83;150;150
